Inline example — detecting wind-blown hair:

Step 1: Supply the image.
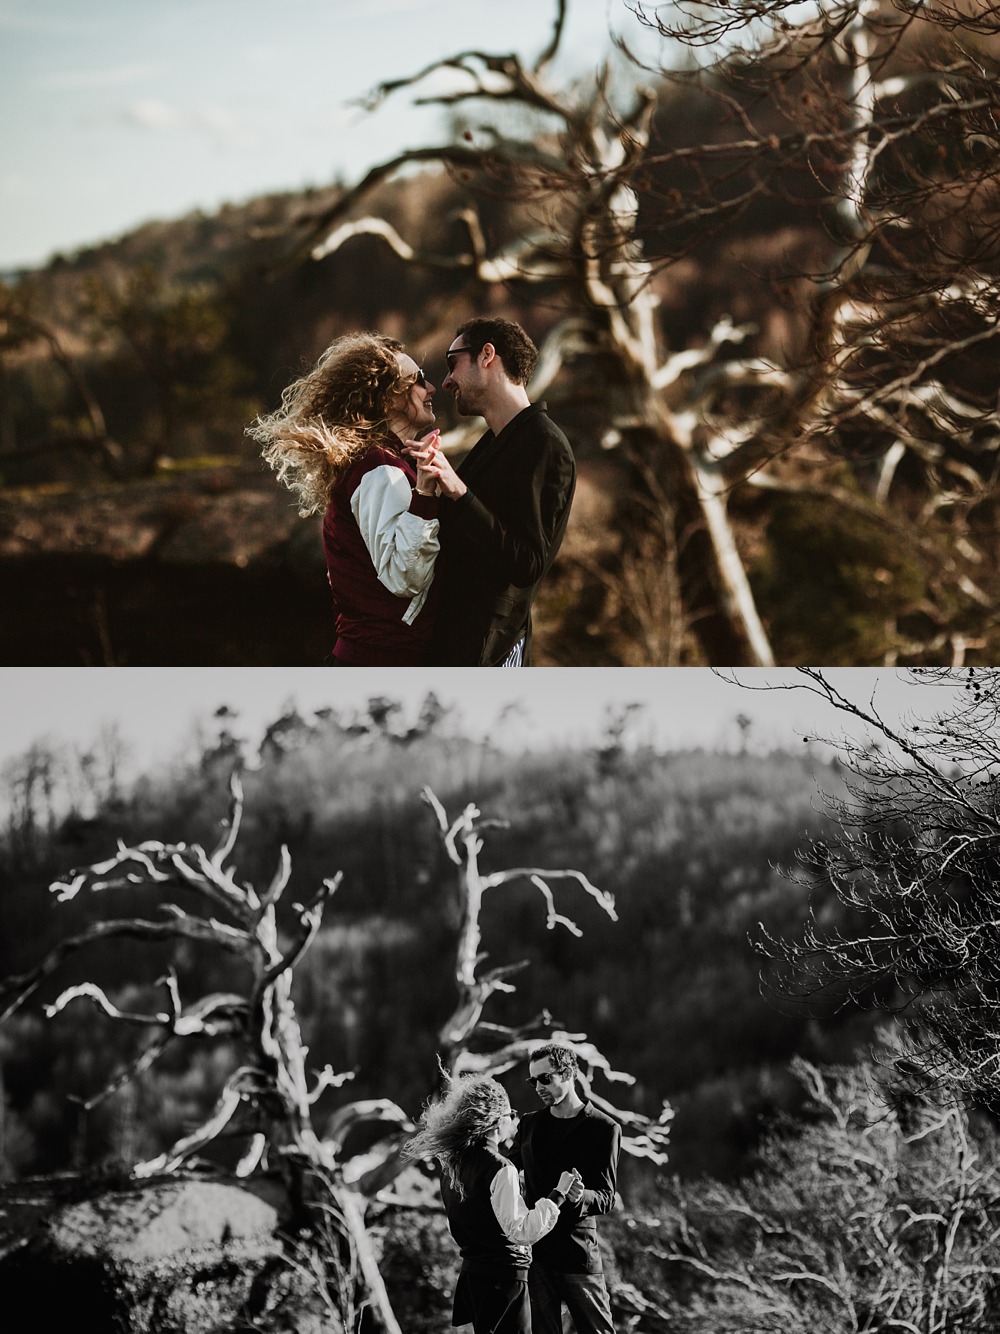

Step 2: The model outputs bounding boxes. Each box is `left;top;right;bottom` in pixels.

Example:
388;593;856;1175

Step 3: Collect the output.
403;1075;508;1200
247;332;412;515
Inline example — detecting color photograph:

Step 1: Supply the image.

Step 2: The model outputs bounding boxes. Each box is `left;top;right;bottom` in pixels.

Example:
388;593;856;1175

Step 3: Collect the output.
3;0;997;666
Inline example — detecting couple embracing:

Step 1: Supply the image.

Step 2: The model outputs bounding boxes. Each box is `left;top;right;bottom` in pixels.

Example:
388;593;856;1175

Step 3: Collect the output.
251;318;576;667
405;1044;621;1334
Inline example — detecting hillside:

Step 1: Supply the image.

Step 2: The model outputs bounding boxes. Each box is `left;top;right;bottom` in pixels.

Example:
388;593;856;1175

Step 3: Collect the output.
0;703;877;1185
1;170;660;664
0;160;833;667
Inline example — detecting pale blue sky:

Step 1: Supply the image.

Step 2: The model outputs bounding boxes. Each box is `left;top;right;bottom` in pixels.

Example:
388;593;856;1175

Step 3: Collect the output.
1;0;666;270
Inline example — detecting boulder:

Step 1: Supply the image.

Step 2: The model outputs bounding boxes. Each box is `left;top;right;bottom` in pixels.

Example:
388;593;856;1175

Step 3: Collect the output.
0;1172;339;1332
0;469;331;665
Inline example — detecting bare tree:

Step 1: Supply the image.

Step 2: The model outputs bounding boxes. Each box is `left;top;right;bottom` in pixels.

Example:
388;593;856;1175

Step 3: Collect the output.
632;0;1000;665
422;787;674;1163
624;1051;1000;1333
745;667;1000;1114
0;773;401;1332
284;0;773;664
281;0;1000;665
0;764;672;1326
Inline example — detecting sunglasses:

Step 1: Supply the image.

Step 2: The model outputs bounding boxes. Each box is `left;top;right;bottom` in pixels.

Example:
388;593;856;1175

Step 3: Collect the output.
411;368;428;388
445;347;476;371
525;1072;559;1087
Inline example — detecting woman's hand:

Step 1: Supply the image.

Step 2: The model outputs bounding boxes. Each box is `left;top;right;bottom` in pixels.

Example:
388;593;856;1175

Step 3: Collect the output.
405;429;440;497
404;432;467;500
555;1170;578;1197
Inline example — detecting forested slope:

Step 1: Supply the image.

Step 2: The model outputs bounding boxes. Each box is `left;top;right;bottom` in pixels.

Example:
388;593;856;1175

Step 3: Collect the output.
0;697;871;1184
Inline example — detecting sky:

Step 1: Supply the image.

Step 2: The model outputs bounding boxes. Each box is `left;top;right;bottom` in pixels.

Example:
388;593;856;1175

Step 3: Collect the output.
0;667;963;781
0;0;668;271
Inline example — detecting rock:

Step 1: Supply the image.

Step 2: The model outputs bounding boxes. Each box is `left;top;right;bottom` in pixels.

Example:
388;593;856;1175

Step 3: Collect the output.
48;1177;280;1264
0;471;306;566
0;1173;341;1332
0;469;331;665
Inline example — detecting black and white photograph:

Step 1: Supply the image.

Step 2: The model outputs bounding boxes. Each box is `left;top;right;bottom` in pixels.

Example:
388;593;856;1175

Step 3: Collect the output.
1;666;999;1330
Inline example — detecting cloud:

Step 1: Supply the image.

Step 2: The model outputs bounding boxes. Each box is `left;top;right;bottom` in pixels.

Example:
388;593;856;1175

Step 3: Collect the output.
123;98;185;130
120;99;263;151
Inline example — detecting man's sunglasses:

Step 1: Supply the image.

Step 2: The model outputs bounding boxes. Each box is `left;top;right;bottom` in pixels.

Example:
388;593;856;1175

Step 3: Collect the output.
525;1072;559;1087
445;347;477;371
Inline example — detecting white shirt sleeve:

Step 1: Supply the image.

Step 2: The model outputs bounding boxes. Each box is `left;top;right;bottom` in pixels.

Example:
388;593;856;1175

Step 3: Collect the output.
350;463;440;597
490;1162;560;1245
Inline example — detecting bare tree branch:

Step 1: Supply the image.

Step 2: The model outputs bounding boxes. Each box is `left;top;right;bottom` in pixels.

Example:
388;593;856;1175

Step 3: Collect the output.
749;668;1000;1112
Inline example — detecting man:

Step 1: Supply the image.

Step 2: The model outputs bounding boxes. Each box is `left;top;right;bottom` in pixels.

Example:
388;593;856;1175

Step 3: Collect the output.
412;318;576;666
509;1043;621;1334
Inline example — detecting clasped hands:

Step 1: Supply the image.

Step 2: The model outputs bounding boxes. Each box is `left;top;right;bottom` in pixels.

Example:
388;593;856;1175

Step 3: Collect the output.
555;1168;585;1204
404;430;467;500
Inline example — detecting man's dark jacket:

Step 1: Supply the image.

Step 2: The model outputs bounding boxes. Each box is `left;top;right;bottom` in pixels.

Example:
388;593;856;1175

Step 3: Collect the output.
430;402;576;666
508;1101;620;1274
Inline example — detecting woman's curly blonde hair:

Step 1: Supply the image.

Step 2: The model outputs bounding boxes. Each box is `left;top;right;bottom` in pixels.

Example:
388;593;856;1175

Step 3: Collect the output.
403;1075;509;1200
248;332;415;515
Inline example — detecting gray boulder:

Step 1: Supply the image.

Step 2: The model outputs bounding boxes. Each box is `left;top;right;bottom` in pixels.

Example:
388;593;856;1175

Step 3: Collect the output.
0;1173;341;1332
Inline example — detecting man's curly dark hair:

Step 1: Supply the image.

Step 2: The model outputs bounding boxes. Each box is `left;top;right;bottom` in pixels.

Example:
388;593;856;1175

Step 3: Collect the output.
532;1043;579;1079
454;317;538;385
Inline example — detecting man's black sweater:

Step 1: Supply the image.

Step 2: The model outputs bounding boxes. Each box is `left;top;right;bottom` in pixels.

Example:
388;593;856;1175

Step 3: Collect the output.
509;1101;620;1273
430;401;576;666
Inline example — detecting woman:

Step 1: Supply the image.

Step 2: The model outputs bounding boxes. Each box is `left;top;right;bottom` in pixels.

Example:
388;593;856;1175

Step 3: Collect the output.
249;332;442;665
405;1075;577;1334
